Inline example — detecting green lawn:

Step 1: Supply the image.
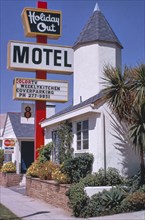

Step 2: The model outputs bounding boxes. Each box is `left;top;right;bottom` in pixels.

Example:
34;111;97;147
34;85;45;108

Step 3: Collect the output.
0;203;21;220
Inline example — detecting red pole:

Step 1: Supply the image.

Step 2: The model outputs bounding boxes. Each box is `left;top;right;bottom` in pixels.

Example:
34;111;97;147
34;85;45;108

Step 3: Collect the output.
34;1;47;159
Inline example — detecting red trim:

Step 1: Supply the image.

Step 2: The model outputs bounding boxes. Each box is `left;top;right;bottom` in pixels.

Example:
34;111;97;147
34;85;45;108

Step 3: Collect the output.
37;1;47;8
34;1;47;160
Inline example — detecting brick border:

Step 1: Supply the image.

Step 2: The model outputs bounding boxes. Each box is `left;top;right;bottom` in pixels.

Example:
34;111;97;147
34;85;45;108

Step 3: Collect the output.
26;176;72;212
0;172;23;187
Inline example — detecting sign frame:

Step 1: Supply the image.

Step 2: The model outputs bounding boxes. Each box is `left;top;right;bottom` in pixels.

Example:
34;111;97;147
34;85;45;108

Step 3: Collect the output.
21;7;62;39
7;40;74;74
13;77;69;102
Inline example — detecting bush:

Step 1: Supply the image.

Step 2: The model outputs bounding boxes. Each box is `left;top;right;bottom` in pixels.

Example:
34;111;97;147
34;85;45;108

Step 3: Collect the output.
120;191;145;212
1;162;16;173
81;187;127;218
66;167;126;217
38;161;59;180
138;184;145;193
99;187;127;213
26;160;60;180
66;182;89;217
126;170;145;193
26;160;42;177
67;182;127;218
95;167;124;186
62;153;94;183
0;149;4;169
37;143;53;163
52;167;70;184
80;167;125;187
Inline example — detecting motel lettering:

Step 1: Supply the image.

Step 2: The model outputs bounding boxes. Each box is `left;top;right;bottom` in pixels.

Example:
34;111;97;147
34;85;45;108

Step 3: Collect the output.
13;46;71;67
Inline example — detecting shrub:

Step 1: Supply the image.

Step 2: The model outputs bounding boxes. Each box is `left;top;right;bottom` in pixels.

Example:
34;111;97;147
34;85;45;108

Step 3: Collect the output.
37;142;53;163
1;162;16;173
0;149;4;169
66;167;126;218
52;167;70;184
27;160;60;180
138;184;145;193
100;187;127;212
54;121;74;163
66;182;89;217
80;167;124;187
121;191;145;212
26;160;42;177
96;167;124;186
62;153;94;183
81;187;127;218
125;171;142;192
38;161;59;180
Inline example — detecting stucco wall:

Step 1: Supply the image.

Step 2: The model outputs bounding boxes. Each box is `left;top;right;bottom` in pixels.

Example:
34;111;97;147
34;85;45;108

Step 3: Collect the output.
73;42;121;105
44;105;140;177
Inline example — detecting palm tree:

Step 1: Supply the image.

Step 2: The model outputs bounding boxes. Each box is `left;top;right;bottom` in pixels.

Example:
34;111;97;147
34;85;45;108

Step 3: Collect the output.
129;103;145;183
100;65;134;123
100;64;145;184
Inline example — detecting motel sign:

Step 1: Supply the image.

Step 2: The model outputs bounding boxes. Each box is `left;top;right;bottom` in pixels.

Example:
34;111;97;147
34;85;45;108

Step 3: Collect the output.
8;41;74;74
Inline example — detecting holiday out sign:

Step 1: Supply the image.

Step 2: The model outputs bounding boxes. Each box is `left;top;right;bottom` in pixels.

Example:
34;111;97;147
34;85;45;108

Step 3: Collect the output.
13;77;68;102
7;41;73;74
22;8;62;39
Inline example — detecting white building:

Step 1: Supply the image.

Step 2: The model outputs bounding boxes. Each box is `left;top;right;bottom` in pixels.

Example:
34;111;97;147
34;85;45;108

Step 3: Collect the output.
2;112;34;174
41;4;140;177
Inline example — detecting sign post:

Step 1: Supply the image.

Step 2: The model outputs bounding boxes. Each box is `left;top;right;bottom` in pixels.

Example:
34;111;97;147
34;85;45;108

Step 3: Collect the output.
35;1;47;159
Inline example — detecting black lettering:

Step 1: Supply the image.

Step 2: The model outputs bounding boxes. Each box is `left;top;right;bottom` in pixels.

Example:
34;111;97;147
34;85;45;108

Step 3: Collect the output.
64;51;71;67
54;50;61;66
43;49;53;65
32;48;42;64
13;46;29;63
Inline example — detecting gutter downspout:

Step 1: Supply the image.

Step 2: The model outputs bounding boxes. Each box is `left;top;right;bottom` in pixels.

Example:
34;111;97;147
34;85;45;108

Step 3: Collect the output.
102;113;107;175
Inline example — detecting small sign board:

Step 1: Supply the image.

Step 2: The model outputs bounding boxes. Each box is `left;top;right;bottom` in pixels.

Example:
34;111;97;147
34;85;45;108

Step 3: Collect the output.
3;139;16;154
7;41;73;74
21;103;35;124
13;77;68;102
22;8;62;39
3;139;16;147
4;148;14;154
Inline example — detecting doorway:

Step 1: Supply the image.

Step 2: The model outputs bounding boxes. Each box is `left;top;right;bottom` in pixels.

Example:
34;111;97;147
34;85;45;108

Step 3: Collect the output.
21;141;34;173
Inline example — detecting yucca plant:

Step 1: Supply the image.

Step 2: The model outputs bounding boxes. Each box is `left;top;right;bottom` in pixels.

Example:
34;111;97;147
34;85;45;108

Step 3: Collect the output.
100;64;145;184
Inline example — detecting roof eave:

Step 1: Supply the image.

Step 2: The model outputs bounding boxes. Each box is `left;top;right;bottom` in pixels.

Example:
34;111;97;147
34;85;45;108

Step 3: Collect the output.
73;39;123;51
41;104;100;128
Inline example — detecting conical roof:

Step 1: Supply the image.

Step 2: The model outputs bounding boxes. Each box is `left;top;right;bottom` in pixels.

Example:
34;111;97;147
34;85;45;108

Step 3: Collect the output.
74;3;123;49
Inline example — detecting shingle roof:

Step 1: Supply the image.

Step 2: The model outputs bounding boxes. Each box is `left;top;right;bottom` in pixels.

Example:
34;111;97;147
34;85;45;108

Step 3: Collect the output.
42;92;103;123
73;5;123;49
8;112;34;138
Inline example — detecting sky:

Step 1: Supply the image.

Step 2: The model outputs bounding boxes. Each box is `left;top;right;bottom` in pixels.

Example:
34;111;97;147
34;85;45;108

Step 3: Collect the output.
0;0;145;114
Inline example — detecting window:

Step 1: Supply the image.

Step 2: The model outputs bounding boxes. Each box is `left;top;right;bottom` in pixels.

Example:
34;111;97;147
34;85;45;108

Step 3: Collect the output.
76;120;89;150
52;122;73;163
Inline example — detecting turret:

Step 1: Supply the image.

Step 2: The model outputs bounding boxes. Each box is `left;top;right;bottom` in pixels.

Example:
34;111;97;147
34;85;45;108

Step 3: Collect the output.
73;3;123;105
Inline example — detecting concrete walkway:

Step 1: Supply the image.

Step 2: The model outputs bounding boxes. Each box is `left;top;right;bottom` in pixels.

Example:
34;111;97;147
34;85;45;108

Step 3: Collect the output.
0;186;145;220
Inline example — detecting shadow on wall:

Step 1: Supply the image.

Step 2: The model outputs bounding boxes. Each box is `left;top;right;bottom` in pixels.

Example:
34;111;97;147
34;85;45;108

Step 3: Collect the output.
110;114;140;177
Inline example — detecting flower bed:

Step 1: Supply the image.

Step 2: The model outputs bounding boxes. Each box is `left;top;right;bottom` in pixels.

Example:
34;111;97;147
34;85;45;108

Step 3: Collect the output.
26;176;71;212
0;172;23;187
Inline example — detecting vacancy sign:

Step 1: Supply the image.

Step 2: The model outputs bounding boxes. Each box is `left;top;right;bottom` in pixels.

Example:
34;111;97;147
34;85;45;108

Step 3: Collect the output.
13;77;68;102
22;8;62;39
7;41;74;74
